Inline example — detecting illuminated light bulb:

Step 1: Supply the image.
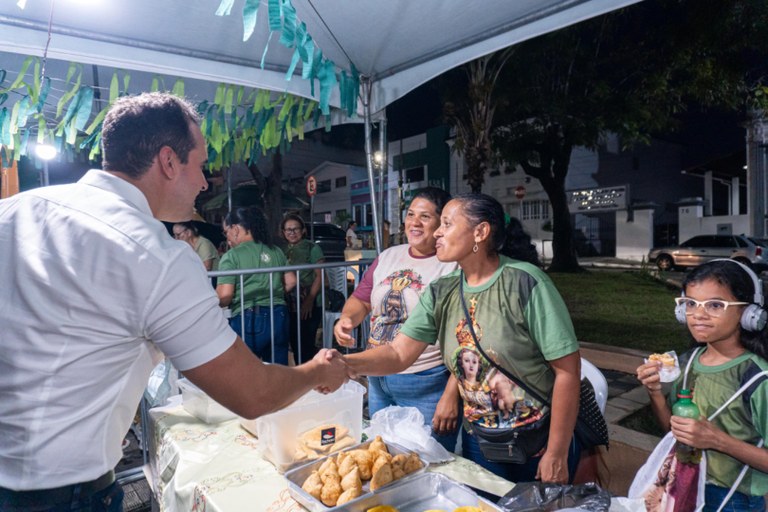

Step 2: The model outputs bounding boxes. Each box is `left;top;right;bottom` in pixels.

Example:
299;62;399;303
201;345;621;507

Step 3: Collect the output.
36;144;57;161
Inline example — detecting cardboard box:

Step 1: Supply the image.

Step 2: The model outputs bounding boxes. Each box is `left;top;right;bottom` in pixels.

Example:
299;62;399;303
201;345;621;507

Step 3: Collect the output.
241;380;365;473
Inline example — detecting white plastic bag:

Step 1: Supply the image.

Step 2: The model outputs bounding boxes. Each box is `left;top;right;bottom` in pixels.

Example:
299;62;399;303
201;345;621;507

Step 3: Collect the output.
144;358;180;408
628;431;707;512
363;406;454;464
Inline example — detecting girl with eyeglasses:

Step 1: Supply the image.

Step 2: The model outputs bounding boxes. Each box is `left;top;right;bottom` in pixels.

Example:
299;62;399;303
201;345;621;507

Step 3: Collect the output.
637;260;768;511
279;214;325;364
216;207;296;364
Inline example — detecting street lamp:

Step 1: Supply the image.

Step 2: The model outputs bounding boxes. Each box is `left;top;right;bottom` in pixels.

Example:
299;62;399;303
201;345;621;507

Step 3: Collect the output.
35;143;56;187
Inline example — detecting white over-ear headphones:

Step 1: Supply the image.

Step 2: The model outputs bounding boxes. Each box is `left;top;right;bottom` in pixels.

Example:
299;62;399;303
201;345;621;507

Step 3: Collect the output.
675;259;767;331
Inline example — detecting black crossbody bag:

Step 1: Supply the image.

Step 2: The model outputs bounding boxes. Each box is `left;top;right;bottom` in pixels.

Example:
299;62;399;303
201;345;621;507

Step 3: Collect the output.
458;273;608;464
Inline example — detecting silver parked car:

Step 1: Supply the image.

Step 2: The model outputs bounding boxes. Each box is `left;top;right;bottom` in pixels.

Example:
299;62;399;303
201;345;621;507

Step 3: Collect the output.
648;234;768;271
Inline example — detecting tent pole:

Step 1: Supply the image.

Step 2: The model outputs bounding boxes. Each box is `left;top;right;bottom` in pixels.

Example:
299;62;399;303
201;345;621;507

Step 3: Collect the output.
227;167;232;213
361;76;382;254
378;114;387;247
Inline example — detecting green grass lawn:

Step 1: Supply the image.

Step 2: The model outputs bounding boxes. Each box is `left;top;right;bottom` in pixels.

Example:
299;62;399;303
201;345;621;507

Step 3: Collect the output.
549;270;692;354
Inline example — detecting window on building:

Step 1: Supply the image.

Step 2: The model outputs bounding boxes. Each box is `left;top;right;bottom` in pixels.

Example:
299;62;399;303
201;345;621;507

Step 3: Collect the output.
317;179;332;193
335;176;347;188
521;199;551;220
405;166;425;183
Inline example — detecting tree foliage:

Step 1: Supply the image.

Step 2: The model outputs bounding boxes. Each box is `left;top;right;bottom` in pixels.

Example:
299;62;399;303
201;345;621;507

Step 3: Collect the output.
441;49;514;192
494;0;768;271
442;0;768;271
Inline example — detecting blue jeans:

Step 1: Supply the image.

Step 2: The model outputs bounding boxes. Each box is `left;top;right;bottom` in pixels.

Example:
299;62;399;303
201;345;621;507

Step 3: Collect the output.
230;305;288;364
461;427;581;483
704;484;766;512
368;365;459;452
0;482;123;512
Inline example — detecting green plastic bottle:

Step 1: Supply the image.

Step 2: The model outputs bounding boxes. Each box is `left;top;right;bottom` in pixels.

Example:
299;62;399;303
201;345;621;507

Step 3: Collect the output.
672;388;702;464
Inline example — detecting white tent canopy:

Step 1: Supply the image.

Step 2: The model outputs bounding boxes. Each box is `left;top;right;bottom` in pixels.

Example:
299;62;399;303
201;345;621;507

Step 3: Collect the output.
0;0;641;251
0;0;641;116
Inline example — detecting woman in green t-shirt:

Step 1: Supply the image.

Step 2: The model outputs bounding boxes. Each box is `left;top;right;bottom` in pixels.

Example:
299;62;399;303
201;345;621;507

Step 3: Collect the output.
217;207;296;364
342;193;582;485
280;213;325;364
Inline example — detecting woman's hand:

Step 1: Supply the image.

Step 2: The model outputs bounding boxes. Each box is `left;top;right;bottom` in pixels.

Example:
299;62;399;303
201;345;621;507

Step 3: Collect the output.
300;296;314;320
488;373;516;418
636;361;663;396
433;375;460;436
536;449;569;484
333;316;357;347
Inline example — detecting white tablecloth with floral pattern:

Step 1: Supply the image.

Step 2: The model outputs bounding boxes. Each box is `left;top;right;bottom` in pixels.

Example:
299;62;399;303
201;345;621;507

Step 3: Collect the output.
146;399;515;512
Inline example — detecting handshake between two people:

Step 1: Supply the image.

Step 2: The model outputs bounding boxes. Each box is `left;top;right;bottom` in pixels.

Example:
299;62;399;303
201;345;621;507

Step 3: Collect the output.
311;348;358;394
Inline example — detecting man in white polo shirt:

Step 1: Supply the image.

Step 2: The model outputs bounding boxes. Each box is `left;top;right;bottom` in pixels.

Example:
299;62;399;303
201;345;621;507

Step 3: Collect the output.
0;92;348;511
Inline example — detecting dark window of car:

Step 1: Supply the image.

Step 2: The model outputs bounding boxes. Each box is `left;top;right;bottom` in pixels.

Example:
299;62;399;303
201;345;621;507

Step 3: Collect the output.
317;180;332;193
710;236;736;248
683;236;708;248
735;236;748;248
335;177;347;188
312;224;345;238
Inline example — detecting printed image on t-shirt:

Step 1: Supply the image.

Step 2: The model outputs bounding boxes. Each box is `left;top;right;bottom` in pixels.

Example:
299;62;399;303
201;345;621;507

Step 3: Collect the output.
368;269;425;347
450;296;543;429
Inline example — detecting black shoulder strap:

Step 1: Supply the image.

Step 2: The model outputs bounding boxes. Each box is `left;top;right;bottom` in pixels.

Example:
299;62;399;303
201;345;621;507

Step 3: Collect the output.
459;271;551;407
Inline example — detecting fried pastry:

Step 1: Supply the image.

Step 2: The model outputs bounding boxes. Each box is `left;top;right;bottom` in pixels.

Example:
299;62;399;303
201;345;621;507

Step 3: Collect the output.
403;452;423;474
338;453;358;477
301;471;322;501
347;449;373;480
369;461;394;491
320;476;342;507
371;454;391;476
340;466;362;492
336;486;362;506
329;436;356;453
301;424;350;451
369;435;388;454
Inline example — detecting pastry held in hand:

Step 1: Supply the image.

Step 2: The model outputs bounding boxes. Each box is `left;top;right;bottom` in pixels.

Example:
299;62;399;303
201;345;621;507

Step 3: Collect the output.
647;351;681;383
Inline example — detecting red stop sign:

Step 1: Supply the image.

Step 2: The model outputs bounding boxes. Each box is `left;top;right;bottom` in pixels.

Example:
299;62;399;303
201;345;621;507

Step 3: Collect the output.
514;185;526;200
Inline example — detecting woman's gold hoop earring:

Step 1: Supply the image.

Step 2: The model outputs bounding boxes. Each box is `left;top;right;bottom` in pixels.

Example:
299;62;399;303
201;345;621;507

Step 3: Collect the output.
472;243;479;253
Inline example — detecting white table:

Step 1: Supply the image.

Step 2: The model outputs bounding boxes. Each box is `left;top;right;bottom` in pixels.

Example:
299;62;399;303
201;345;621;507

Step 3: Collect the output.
146;399;515;512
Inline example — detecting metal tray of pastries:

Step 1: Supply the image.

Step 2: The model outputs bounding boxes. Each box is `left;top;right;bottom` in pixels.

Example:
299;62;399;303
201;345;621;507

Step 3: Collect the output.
285;436;429;511
344;472;502;511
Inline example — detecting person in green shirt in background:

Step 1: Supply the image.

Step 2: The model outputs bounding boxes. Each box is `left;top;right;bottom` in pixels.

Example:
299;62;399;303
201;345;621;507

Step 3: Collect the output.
217;206;296;364
280;213;325;364
173;221;219;272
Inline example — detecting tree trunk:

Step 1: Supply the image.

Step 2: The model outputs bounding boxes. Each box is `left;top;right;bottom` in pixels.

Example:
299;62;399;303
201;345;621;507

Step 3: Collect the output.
537;139;582;273
544;179;582;272
264;150;283;240
465;146;486;193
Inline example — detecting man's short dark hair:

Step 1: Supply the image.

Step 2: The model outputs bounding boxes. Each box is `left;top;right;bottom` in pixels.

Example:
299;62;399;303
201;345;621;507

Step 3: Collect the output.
101;92;202;179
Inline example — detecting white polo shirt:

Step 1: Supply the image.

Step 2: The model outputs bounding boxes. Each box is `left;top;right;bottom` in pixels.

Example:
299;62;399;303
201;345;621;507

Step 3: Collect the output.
0;170;236;490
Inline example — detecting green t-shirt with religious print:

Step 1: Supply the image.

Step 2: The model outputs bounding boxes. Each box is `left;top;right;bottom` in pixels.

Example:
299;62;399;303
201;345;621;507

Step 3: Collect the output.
400;255;578;430
218;241;287;315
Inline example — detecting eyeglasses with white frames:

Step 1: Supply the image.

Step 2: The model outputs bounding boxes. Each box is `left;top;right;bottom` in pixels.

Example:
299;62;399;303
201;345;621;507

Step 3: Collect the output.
674;297;749;317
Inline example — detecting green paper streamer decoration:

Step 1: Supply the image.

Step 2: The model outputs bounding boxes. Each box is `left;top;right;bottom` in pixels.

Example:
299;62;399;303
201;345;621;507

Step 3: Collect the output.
215;0;235;17
242;0;260;41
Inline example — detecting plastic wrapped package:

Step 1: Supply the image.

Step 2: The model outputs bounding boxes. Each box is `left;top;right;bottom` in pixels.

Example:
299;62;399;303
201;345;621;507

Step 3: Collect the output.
497;482;611;512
